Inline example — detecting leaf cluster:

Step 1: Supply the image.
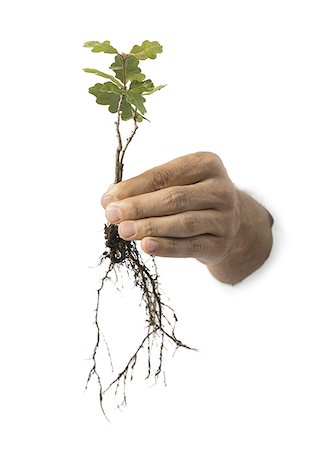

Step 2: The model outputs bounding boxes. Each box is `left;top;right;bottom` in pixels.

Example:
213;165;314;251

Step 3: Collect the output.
83;40;165;121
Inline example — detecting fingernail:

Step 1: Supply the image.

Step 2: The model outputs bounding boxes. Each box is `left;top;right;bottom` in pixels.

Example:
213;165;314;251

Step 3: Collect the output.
106;206;121;223
147;240;158;253
120;222;136;238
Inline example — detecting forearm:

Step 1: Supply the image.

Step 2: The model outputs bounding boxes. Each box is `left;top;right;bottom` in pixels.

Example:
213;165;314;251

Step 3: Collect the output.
207;189;274;285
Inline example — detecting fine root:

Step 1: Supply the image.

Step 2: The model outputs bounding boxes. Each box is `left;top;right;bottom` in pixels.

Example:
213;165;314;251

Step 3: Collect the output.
85;223;195;420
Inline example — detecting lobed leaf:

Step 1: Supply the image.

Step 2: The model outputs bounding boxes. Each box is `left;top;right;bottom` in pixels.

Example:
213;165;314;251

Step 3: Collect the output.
129;79;154;94
125;90;147;115
83;68;124;88
83;40;118;54
143;84;166;95
110;55;145;84
87;82;138;120
84;39;165;122
129;79;166;95
130;40;163;60
88;82;121;113
100;81;122;94
120;97;134;121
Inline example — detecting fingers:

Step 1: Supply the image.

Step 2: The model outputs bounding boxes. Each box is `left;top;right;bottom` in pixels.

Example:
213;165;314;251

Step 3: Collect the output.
101;151;226;206
103;178;236;224
140;235;227;265
118;210;229;240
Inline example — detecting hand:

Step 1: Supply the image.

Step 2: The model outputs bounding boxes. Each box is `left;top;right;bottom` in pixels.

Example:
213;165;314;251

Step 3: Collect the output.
101;152;240;267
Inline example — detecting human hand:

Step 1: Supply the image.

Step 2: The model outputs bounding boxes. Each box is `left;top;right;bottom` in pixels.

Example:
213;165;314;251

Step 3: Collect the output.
101;152;240;268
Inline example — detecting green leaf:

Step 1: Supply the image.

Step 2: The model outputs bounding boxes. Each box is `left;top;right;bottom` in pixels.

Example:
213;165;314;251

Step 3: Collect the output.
129;79;154;93
134;112;145;122
88;82;137;119
109;55;124;82
88;82;121;113
130;40;163;60
83;68;124;88
110;55;145;84
125;56;146;82
125;90;147;115
83;40;118;54
129;79;166;95
120;97;134;121
100;81;122;94
143;84;166;95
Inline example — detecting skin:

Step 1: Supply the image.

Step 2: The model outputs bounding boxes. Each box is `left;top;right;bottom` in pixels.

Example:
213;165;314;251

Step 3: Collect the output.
101;152;274;285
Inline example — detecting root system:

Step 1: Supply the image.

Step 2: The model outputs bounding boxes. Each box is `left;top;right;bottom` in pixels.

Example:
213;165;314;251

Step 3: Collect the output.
85;223;194;420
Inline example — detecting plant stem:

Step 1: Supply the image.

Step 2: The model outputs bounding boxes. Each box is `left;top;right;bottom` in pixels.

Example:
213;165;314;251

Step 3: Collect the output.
115;114;139;183
120;117;138;174
114;53;139;183
114;97;124;183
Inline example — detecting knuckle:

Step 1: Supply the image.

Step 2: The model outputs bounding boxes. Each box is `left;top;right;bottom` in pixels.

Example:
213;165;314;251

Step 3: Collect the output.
183;214;200;234
164;188;188;212
188;238;204;256
168;239;177;253
131;200;143;219
208;214;223;234
161;238;177;255
143;219;156;237
219;183;237;209
122;199;142;220
196;151;223;172
149;169;174;191
221;209;234;229
111;181;125;200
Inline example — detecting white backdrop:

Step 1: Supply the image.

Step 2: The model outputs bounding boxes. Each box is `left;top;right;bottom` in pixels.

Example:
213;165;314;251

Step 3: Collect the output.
1;0;324;448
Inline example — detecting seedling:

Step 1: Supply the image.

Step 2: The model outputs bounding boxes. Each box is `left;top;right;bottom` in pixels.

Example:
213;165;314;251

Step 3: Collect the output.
83;40;194;420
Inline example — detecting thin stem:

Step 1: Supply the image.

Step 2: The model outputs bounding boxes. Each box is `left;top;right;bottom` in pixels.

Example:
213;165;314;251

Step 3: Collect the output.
115;108;138;183
119;117;139;177
114;55;139;183
115;96;124;183
121;53;127;89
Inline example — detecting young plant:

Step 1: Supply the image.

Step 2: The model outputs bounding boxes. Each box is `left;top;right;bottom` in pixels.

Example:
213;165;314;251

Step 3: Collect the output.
83;40;194;420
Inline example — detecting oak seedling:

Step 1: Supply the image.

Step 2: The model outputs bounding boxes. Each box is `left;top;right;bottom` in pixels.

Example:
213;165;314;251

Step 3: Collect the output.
83;39;194;420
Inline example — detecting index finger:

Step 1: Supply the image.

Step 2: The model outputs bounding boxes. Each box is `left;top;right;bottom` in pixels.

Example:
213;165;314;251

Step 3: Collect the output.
101;151;225;206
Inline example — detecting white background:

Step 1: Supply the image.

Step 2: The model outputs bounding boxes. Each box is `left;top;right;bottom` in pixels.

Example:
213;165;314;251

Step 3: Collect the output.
1;0;324;448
